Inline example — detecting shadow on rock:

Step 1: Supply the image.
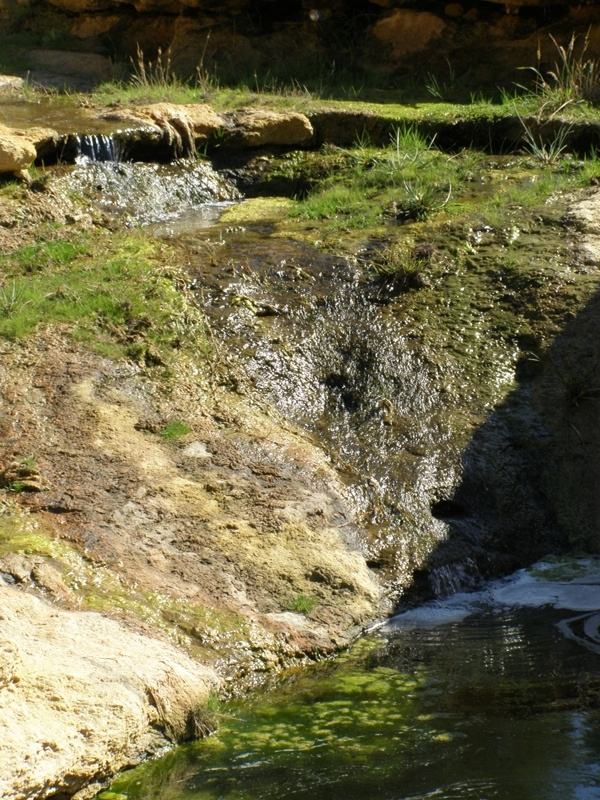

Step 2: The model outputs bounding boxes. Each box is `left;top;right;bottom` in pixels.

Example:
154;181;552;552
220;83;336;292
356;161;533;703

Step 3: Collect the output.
405;283;600;606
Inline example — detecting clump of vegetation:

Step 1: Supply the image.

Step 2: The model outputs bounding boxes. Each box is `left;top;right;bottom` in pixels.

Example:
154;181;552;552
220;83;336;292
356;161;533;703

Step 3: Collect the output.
285;594;317;614
160;421;192;440
519;117;573;164
0;457;43;492
292;126;456;232
367;241;436;300
389;179;452;222
0;233;209;365
520;31;600;114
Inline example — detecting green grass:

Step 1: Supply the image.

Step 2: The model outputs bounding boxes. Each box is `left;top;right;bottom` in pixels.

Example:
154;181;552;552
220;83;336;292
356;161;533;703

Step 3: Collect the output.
160;421;192;440
287;117;600;236
290;129;467;232
0;232;208;364
285;594;317;614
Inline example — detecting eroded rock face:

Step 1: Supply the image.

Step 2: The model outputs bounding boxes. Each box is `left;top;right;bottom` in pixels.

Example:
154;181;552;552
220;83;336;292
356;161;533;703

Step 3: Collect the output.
0;585;220;800
100;102;225;157
95;104;313;159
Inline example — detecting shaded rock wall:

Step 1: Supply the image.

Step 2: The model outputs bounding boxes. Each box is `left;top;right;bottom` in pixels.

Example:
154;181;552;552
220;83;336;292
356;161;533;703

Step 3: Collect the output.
5;0;600;89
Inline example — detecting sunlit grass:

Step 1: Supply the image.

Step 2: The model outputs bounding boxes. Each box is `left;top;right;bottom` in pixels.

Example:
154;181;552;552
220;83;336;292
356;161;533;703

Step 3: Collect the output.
0;233;209;363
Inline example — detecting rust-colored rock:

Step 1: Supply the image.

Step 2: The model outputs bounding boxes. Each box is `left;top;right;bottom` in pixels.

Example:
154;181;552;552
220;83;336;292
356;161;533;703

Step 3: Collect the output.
70;12;123;38
43;0;113;12
372;8;446;60
444;2;464;17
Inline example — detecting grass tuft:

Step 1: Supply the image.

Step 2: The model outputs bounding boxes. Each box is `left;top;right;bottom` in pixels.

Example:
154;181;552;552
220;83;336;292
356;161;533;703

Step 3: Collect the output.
0;233;209;365
160;421;192;440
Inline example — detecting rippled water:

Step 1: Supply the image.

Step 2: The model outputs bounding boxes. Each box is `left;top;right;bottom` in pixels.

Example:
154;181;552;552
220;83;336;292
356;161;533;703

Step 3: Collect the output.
107;561;600;800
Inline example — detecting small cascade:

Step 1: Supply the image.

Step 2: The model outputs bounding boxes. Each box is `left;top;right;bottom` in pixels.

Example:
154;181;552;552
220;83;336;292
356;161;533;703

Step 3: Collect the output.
59;159;241;224
73;133;123;164
429;557;482;598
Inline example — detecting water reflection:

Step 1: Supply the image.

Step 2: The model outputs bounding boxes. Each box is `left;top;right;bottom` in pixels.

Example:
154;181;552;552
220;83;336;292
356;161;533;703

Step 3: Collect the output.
108;568;600;800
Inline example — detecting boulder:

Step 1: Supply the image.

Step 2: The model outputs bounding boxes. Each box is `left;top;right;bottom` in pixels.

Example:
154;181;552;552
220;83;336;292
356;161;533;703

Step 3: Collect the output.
0;126;37;180
0;585;220;800
224;109;314;148
371;8;446;61
0;125;61;178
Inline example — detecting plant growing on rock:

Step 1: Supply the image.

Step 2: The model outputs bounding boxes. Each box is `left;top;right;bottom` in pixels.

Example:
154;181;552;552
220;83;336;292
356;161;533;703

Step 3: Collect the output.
368;241;436;300
519;118;573;165
285;594;316;614
389;179;452;222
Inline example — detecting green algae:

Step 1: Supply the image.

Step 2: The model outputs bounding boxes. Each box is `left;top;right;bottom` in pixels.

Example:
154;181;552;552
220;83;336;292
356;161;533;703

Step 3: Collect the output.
220;198;293;225
106;601;600;800
529;555;600;582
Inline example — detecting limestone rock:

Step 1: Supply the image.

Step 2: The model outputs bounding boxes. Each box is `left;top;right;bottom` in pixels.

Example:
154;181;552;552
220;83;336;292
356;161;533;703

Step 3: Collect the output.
224;109;314;148
100;103;224;157
0;126;37;179
372;8;446;60
0;75;24;92
0;585;220;800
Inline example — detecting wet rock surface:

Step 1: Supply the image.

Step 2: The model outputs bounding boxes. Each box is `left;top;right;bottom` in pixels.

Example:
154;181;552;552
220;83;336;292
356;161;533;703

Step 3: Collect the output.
1;117;600;798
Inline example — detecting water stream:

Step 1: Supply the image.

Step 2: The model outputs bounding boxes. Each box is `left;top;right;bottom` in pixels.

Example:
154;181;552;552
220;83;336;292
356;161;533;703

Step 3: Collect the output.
108;559;600;800
59;155;599;800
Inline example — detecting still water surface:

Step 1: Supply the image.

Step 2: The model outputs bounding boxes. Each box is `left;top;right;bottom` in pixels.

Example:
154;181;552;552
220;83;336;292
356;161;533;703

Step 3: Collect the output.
109;561;600;800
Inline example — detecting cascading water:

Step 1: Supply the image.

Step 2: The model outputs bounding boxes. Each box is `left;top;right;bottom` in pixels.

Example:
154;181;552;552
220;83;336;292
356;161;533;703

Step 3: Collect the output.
81;148;600;800
73;133;124;164
57;158;241;224
181;219;565;600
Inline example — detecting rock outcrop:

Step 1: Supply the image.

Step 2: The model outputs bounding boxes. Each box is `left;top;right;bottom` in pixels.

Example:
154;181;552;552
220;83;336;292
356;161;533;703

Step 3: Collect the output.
0;125;38;181
0;585;220;800
224;109;314;148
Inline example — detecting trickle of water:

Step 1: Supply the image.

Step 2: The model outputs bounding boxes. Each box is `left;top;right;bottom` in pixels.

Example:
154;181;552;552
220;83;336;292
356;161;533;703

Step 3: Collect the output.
73;133;124;164
58;159;241;224
429;557;482;597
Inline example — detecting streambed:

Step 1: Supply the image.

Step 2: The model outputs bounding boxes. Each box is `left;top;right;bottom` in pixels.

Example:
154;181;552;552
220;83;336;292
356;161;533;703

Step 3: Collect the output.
105;559;600;800
58;148;600;799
